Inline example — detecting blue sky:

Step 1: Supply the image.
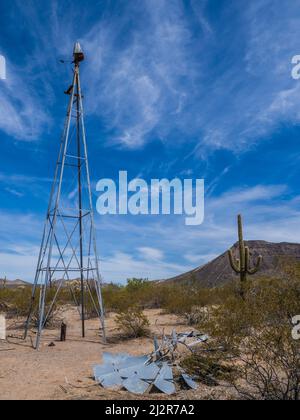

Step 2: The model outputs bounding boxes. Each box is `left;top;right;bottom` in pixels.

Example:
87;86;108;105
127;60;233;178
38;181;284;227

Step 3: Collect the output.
1;0;300;283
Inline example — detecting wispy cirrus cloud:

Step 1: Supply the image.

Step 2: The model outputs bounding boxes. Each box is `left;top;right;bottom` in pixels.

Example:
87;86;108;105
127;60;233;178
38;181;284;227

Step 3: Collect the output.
79;0;300;154
2;0;300;154
138;247;164;261
0;58;50;140
82;0;204;149
0;171;52;202
0;0;76;141
4;187;24;198
210;185;288;208
195;0;300;155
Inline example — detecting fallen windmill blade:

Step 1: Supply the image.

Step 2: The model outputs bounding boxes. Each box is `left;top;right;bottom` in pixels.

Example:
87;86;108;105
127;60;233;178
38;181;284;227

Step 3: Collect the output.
93;330;208;395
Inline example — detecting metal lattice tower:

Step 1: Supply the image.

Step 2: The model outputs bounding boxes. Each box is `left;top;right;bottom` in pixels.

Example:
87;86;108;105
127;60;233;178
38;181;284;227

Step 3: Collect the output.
24;43;106;349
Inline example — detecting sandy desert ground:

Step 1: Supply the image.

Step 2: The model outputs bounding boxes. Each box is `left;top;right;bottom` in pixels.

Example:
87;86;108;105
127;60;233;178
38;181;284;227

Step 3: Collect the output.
0;307;232;400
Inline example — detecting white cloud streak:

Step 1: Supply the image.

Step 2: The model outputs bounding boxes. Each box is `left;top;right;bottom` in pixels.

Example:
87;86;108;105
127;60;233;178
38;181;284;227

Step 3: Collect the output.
0;59;50;140
81;0;202;149
138;247;164;261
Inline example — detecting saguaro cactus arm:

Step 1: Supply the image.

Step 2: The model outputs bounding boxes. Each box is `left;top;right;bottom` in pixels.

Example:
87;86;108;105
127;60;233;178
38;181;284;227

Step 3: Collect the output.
228;249;241;273
247;253;263;275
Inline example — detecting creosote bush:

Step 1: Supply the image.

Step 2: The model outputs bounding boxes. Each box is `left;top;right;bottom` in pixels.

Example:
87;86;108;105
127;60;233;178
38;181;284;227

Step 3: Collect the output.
199;275;300;400
181;353;237;387
115;306;150;338
0;285;69;328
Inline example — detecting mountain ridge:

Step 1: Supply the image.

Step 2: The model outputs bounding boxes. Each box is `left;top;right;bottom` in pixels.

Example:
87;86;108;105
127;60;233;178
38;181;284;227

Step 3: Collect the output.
0;279;31;288
161;240;300;287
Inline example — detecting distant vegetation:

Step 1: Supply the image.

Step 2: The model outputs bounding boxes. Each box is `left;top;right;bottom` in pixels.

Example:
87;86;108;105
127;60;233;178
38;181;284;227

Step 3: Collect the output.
0;285;70;326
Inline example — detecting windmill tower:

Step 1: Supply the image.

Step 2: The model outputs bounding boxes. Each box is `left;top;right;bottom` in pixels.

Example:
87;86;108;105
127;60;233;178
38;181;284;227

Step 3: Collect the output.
24;43;106;349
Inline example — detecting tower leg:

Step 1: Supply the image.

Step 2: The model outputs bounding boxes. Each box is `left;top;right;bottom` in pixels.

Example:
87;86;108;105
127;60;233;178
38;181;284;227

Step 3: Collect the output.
35;282;47;349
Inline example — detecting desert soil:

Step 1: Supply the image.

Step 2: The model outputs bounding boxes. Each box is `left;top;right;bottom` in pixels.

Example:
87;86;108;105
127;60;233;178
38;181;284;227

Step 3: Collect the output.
0;307;232;400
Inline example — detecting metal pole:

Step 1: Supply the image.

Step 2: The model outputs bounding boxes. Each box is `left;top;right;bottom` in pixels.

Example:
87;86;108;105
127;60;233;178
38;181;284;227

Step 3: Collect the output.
77;71;106;342
76;65;85;338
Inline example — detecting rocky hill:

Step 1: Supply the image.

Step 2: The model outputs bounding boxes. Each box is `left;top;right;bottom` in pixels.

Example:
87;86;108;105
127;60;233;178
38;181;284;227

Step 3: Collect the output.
162;241;300;288
0;279;30;289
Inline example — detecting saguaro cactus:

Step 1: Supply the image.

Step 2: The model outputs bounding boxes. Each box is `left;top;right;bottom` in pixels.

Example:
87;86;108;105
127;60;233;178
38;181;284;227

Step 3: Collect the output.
0;276;6;289
228;215;262;298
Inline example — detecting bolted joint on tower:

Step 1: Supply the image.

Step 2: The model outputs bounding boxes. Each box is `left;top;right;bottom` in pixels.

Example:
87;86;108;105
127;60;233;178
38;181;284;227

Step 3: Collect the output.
24;43;106;349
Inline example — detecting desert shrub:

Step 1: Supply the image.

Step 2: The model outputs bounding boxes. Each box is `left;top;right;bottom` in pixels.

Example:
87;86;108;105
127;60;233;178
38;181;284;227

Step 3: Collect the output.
102;279;173;313
181;353;237;386
101;279;223;320
125;278;165;309
28;286;68;328
102;283;131;312
160;284;217;325
201;277;300;400
65;281;114;318
233;323;300;400
71;283;106;319
183;306;210;326
115;306;150;338
0;287;35;318
0;285;68;329
126;278;149;292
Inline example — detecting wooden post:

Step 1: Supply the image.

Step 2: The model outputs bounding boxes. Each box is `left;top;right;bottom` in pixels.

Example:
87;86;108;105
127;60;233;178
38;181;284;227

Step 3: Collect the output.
60;322;67;342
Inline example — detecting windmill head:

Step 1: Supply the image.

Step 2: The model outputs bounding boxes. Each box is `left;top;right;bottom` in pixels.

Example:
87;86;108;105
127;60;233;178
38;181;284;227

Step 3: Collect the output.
73;42;85;64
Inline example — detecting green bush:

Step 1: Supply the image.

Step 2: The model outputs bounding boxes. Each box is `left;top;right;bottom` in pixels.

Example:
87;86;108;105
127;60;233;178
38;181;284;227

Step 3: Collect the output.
0;286;69;328
201;277;300;400
0;287;35;318
115;306;150;338
102;279;172;313
181;353;236;386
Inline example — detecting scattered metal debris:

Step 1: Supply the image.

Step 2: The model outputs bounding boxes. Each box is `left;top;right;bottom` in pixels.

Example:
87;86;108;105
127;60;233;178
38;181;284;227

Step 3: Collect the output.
153;363;175;395
93;330;209;395
181;373;198;390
